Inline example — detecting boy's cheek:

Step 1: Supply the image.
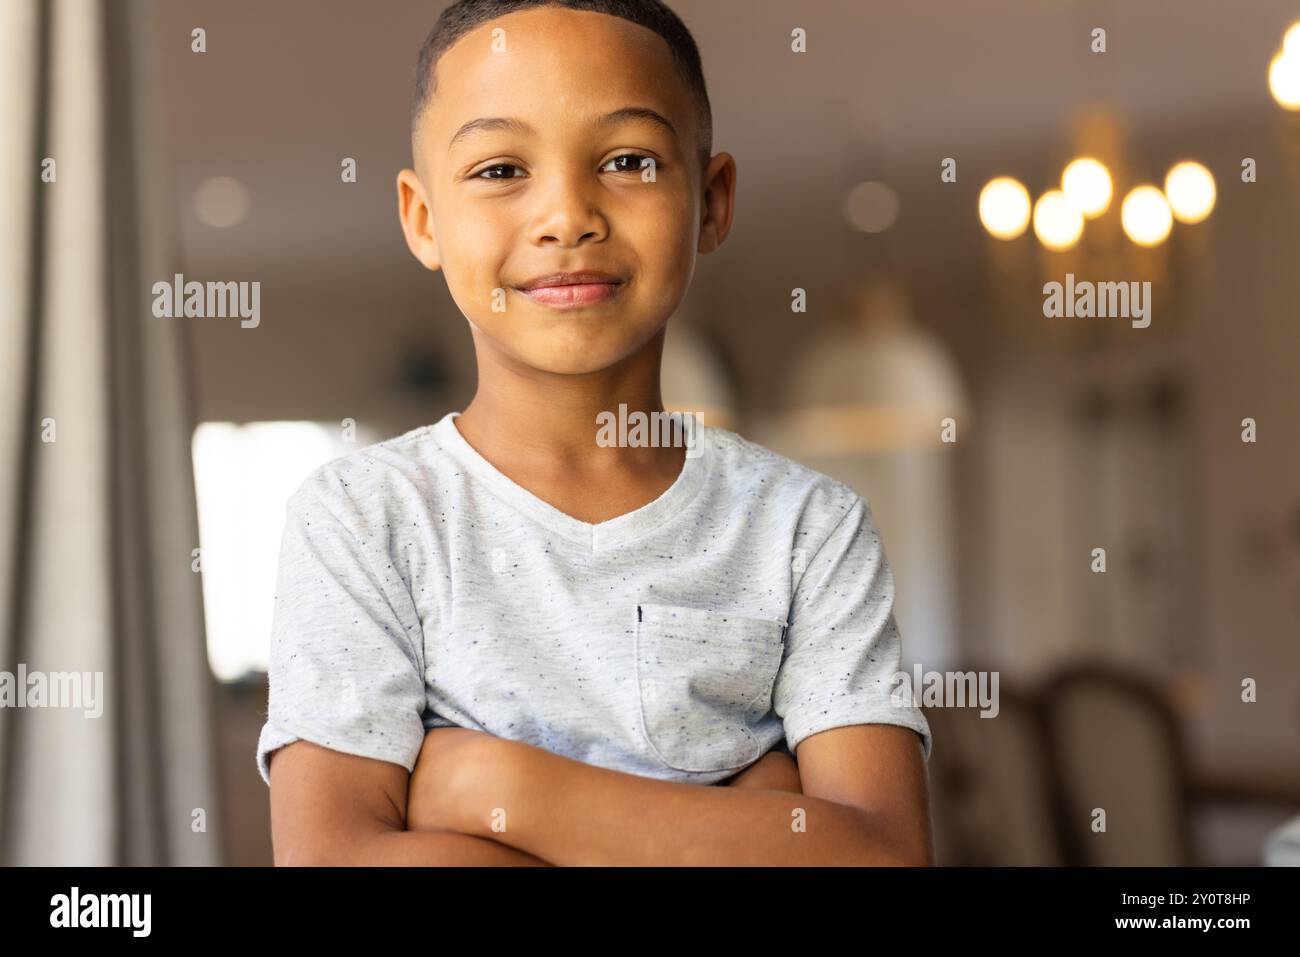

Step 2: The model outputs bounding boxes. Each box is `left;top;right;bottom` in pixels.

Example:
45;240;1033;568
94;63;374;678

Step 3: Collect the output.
437;253;508;318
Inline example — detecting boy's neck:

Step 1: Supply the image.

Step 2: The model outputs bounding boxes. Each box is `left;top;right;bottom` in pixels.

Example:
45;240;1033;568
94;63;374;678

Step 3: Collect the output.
451;387;691;526
454;390;677;473
454;326;685;474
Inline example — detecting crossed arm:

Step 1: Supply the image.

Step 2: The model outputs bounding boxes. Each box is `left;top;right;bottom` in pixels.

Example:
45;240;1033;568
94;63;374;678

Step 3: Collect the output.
405;724;932;866
269;723;932;866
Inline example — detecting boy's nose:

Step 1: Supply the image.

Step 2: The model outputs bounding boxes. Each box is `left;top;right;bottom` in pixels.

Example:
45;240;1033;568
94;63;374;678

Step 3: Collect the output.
529;180;610;246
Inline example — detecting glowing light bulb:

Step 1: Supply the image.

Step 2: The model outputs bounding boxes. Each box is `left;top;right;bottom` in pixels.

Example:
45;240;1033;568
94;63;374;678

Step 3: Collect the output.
1061;158;1113;219
1032;190;1085;250
1121;185;1173;246
979;177;1031;240
1269;49;1300;109
1164;161;1216;224
1284;21;1300;56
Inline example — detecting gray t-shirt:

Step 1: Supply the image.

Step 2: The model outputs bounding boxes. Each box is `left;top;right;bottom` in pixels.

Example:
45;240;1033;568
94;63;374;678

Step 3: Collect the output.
256;411;931;787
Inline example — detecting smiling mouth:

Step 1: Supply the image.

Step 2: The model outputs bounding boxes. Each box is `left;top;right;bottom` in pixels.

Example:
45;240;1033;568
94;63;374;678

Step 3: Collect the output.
514;280;626;309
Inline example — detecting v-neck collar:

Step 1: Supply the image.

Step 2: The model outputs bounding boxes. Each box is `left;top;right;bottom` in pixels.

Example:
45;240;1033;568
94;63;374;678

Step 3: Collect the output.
430;410;711;553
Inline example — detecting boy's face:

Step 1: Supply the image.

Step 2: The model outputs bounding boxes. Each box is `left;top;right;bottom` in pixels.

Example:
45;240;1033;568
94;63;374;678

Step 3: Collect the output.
397;7;734;377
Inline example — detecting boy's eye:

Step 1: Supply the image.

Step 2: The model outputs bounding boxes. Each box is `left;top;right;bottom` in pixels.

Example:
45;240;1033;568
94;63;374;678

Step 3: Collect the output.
471;155;656;180
602;153;655;174
476;163;524;180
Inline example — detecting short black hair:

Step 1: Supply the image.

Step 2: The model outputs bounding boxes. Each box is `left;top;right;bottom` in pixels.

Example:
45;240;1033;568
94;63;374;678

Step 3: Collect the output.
410;0;713;170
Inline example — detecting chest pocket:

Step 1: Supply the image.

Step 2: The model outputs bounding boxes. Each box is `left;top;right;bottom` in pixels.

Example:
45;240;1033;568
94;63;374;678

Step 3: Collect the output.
634;602;787;773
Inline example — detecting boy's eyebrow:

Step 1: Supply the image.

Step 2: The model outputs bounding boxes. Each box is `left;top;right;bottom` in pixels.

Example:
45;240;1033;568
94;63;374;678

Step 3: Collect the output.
596;106;678;138
448;107;677;151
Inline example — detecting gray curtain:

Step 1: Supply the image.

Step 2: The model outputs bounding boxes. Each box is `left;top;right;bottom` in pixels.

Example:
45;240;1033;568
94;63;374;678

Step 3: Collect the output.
0;0;221;865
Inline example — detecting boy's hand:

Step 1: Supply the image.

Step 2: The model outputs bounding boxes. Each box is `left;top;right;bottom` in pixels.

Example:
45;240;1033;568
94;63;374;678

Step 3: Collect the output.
721;749;803;793
407;727;500;832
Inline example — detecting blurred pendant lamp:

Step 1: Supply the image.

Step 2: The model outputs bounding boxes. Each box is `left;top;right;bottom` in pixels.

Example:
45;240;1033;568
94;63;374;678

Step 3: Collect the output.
765;276;971;456
758;275;970;672
764;85;971;451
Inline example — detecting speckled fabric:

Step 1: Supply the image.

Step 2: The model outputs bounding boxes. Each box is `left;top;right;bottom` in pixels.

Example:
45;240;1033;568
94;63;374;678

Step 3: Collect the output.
256;410;931;787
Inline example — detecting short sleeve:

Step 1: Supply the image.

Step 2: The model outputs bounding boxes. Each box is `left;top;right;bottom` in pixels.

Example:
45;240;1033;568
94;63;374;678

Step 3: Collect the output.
255;478;428;786
772;495;932;761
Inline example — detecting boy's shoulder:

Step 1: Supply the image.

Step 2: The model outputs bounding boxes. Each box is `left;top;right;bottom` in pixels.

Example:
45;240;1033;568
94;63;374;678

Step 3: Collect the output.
286;420;448;517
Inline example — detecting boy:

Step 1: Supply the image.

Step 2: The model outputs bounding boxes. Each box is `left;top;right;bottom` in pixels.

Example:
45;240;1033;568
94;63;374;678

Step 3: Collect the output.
259;0;932;866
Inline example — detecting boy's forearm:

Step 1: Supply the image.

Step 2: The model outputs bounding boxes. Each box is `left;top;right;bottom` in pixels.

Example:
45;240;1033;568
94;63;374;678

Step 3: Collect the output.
348;826;552;866
452;741;908;866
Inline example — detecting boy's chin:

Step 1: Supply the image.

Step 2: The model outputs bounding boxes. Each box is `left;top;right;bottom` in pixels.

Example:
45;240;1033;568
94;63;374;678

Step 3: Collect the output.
513;343;647;377
478;323;665;377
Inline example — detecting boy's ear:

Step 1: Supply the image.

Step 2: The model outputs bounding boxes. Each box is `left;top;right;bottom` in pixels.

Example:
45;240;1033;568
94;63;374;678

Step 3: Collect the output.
396;168;442;271
697;152;737;256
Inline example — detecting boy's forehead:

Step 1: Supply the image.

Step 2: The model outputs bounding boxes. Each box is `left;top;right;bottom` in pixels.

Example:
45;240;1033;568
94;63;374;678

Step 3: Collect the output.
426;7;691;148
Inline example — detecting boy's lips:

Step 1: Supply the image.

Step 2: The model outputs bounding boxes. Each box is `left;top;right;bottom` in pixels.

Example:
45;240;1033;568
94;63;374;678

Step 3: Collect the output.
513;271;627;309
